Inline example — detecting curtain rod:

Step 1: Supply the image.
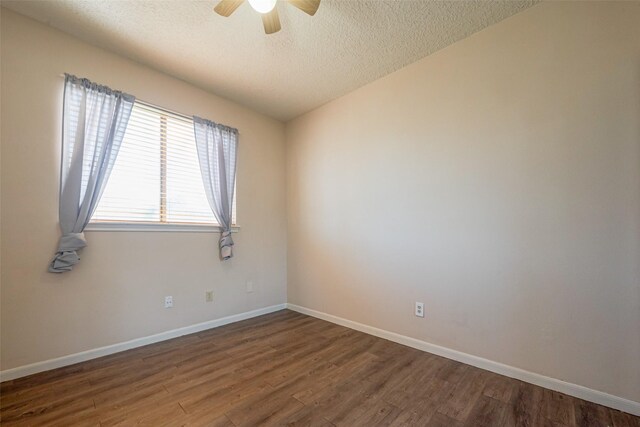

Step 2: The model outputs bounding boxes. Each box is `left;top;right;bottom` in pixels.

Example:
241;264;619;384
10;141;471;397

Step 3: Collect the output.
59;74;239;133
136;99;241;135
135;99;192;120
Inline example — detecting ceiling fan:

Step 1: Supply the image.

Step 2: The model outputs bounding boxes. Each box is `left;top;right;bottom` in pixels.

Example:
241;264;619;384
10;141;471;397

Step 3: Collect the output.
214;0;321;34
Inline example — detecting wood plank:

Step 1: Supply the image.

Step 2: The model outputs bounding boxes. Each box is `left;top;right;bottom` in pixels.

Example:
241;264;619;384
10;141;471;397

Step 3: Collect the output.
350;398;400;426
482;372;518;403
437;368;489;421
379;408;439;426
503;381;544;427
274;404;334;427
184;412;236;427
225;386;304;426
574;398;613;427
427;413;464;427
541;388;577;426
610;409;640;427
463;394;507;426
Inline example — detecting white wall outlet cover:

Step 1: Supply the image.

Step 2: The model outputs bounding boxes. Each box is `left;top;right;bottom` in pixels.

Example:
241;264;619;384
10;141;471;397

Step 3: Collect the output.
415;302;425;318
164;296;173;308
246;281;254;293
205;291;214;302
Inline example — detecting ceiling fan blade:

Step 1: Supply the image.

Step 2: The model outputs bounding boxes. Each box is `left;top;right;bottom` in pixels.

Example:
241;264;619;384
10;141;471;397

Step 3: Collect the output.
214;0;244;17
287;0;320;16
262;8;281;34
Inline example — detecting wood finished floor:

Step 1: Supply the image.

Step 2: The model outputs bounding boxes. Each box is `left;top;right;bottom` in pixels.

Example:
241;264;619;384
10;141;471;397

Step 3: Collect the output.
1;310;637;427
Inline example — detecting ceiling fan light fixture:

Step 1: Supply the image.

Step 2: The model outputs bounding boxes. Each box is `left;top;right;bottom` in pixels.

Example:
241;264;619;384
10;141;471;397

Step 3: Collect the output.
248;0;277;14
214;0;320;34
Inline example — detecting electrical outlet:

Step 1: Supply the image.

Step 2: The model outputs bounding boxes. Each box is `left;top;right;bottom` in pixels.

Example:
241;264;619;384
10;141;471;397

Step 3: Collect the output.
164;296;173;308
246;281;254;293
415;302;424;318
205;290;214;302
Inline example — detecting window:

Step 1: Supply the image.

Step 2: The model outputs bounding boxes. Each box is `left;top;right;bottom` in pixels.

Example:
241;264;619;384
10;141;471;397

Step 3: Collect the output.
90;102;235;229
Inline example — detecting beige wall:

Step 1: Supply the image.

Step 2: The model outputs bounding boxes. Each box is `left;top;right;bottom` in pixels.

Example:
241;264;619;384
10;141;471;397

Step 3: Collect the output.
286;1;640;402
0;9;287;371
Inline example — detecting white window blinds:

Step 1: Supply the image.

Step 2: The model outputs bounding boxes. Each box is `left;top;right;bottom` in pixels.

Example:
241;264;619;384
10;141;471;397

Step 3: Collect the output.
91;102;235;226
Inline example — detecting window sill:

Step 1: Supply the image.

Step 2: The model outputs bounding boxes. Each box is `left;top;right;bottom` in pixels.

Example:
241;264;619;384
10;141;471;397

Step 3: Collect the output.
85;222;240;233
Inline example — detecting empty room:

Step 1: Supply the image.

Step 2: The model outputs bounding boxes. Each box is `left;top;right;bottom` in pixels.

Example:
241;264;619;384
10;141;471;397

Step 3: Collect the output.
0;0;639;425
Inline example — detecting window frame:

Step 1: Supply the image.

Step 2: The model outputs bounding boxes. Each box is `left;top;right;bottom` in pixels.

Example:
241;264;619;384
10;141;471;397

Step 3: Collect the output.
86;100;239;233
85;222;240;233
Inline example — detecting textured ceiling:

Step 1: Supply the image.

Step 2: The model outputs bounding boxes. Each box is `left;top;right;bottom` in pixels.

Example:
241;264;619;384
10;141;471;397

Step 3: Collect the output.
3;0;537;121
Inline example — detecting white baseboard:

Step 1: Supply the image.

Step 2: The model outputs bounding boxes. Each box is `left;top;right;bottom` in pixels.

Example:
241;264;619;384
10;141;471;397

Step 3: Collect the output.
287;303;640;417
0;303;287;383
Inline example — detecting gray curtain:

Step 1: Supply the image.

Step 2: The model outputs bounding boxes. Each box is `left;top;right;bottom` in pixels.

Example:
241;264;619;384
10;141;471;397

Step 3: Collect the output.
49;74;135;273
193;117;238;260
